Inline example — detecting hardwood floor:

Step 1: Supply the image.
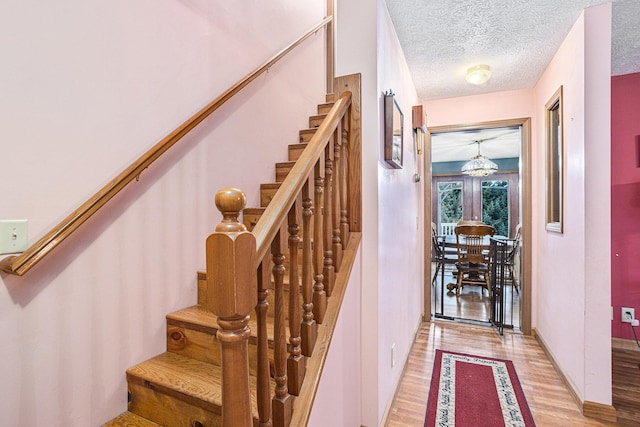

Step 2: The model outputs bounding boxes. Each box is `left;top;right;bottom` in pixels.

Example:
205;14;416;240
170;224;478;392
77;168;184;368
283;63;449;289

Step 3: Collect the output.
385;321;632;427
612;346;640;425
432;267;520;328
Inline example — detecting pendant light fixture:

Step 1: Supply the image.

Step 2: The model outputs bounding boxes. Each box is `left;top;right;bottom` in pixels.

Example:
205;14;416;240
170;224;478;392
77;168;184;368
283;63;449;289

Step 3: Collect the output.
461;140;498;176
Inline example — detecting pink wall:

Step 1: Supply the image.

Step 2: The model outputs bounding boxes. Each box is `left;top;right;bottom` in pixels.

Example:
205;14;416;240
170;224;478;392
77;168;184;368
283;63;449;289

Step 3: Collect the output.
0;2;326;425
376;1;424;424
533;4;612;405
336;0;380;424
426;89;535;127
308;246;362;427
533;4;611;405
611;72;640;340
336;0;425;424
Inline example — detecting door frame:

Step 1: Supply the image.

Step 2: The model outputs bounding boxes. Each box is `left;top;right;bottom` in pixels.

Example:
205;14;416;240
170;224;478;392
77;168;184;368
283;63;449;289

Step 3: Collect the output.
423;117;532;335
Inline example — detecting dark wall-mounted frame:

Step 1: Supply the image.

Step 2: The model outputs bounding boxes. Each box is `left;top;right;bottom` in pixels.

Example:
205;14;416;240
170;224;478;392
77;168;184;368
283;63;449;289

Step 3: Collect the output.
384;91;403;168
545;86;564;233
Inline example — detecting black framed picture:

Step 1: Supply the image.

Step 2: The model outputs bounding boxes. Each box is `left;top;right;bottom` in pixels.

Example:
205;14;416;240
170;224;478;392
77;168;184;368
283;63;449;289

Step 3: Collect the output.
384;91;403;169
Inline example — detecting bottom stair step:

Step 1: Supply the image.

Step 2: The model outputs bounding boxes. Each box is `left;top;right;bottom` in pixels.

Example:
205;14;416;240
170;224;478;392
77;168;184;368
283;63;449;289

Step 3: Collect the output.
103;411;162;427
126;352;264;427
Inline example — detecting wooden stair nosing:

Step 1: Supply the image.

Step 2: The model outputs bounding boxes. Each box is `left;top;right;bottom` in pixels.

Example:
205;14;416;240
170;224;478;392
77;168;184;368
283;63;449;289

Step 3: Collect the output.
103;411;163;427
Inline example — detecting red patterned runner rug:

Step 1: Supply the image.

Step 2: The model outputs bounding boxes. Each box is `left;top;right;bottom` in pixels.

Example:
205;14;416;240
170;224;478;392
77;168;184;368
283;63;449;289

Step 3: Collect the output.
425;350;536;427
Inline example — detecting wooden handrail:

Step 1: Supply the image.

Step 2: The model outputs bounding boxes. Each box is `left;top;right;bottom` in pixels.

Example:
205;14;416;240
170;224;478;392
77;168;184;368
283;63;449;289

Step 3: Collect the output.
0;16;333;276
251;90;352;265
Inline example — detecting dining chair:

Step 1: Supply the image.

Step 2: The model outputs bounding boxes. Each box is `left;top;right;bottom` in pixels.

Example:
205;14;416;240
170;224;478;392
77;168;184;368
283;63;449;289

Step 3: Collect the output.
431;223;457;286
504;224;522;292
454;224;496;296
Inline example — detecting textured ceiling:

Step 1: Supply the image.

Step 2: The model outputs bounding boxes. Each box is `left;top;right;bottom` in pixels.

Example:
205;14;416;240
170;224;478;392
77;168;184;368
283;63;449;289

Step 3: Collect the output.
385;0;640;100
431;127;521;163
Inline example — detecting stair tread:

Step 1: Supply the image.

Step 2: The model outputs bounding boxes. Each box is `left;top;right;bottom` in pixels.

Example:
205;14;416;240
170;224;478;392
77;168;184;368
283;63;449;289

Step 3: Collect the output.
127;352;264;417
127;353;223;408
168;304;294;341
276;161;296;167
167;305;217;332
103;411;162;427
260;182;281;189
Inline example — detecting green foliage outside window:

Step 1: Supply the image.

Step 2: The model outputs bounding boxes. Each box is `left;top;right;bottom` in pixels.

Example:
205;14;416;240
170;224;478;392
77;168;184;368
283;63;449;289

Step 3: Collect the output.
438;182;462;224
482;180;509;236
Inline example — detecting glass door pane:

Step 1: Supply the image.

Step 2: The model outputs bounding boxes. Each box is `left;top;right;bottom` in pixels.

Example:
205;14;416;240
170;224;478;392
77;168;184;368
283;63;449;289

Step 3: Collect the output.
481;179;509;236
437;181;463;235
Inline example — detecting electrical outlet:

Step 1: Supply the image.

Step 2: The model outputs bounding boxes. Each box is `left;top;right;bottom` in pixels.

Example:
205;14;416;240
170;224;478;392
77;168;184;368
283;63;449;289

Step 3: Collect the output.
622;307;635;323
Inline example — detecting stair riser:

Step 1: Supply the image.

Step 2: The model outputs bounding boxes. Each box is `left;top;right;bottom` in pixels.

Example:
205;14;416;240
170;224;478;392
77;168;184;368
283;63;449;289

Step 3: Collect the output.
260;184;281;208
128;381;221;427
308;115;325;128
299;128;317;143
275;163;293;182
288;144;306;161
317;103;333;115
167;325;264;378
243;211;263;232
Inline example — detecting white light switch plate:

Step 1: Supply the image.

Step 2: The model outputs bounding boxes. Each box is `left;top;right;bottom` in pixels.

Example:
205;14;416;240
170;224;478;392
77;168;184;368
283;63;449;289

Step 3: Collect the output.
0;220;28;255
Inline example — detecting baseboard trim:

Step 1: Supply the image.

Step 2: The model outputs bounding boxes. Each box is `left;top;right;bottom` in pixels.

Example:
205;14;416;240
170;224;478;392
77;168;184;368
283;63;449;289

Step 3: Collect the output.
380;316;424;427
532;328;617;423
612;337;640;352
532;329;582;412
583;401;618;423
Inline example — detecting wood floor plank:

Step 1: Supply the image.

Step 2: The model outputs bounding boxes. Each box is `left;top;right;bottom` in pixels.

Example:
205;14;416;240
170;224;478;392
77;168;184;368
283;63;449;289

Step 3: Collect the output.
612;347;640;425
384;321;630;427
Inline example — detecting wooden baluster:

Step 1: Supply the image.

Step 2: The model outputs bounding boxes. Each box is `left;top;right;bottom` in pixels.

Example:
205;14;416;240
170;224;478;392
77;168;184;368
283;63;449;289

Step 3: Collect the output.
206;188;257;427
332;124;343;272
312;161;327;325
272;232;293;427
300;180;317;357
323;139;335;297
287;202;305;396
256;255;272;427
340;116;350;247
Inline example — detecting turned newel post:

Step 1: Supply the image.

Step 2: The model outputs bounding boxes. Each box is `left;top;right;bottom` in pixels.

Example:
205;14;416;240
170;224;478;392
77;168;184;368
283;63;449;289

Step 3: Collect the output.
206;188;257;427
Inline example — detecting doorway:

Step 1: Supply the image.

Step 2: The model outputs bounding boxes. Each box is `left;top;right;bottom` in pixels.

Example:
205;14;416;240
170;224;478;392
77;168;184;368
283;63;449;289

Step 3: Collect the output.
424;118;532;334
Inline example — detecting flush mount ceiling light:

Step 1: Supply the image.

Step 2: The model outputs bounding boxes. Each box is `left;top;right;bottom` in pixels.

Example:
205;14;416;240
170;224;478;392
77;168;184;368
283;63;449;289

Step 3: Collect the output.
461;140;498;176
466;64;491;85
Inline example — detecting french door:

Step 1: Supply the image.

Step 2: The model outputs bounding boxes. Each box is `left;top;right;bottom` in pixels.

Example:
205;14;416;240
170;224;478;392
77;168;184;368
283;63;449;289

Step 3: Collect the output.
432;172;519;238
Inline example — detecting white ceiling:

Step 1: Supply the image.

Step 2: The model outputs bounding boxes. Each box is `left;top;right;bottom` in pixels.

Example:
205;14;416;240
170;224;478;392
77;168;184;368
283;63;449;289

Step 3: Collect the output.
431;126;521;163
385;0;640;101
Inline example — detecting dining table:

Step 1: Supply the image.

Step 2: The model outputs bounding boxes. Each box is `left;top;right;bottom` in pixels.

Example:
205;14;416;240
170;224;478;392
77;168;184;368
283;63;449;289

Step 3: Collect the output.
436;234;512;291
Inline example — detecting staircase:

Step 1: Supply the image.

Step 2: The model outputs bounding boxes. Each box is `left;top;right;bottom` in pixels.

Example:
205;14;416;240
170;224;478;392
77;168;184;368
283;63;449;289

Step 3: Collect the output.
103;74;361;427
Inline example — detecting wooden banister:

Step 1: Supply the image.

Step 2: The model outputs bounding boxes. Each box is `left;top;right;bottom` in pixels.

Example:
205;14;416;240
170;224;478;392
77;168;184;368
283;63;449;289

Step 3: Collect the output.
207;73;360;426
0;16;333;276
251;91;352;266
206;188;257;427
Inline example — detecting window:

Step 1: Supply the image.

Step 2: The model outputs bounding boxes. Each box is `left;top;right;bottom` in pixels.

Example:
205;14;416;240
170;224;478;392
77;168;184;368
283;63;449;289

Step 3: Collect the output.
437;181;463;234
481;180;509;236
545;86;563;232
